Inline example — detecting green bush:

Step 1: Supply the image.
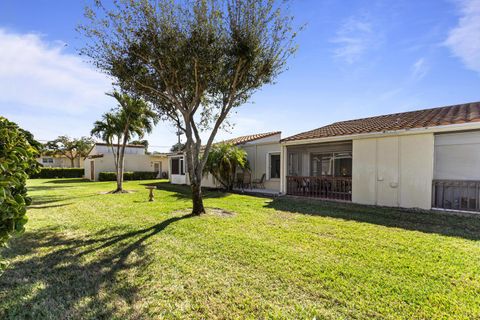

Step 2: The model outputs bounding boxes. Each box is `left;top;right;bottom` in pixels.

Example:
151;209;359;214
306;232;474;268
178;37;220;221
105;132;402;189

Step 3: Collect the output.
98;172;118;181
98;171;157;181
29;167;84;179
132;171;157;180
0;117;39;247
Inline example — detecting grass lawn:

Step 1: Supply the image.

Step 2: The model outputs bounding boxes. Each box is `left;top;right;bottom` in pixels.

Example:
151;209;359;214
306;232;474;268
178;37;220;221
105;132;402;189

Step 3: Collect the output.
1;179;480;319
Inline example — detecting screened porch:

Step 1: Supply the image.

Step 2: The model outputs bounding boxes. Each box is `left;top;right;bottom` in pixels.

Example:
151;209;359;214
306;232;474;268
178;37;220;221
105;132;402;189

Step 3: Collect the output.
286;141;352;201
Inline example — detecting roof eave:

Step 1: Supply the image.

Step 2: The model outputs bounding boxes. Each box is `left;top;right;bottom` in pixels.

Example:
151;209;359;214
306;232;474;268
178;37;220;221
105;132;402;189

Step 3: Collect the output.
281;121;480;146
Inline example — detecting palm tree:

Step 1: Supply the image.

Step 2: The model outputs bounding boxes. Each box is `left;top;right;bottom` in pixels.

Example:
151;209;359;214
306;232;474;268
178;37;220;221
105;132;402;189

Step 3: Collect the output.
91;112;122;173
91;91;158;193
203;143;249;191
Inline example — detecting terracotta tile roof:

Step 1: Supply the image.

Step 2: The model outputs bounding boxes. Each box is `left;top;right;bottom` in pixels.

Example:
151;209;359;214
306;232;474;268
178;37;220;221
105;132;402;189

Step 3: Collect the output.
219;131;281;145
282;102;480;142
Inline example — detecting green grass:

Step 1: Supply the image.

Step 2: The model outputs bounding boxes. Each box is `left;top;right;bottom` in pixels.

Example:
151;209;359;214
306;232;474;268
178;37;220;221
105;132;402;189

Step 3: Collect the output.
1;178;480;319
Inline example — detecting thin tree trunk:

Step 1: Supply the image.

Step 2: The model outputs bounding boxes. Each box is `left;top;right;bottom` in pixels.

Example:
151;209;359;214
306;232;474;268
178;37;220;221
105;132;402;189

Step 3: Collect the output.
115;132;129;193
70;157;75;168
116;145;126;192
116;156;124;192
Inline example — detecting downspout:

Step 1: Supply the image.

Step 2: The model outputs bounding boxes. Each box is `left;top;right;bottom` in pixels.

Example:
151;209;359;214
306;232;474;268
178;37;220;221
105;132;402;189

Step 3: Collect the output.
254;145;257;179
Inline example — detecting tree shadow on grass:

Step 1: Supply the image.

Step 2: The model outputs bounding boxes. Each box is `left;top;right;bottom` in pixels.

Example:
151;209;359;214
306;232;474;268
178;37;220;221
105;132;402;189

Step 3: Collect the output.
142;181;229;200
265;197;480;241
44;178;91;184
29;193;100;207
28;185;75;192
28;202;73;210
29;194;67;206
0;213;195;319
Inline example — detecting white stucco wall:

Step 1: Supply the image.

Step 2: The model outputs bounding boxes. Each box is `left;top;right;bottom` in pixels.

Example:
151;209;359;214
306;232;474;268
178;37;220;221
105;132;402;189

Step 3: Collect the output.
93;145;145;155
168;138;282;191
352;133;434;210
242;143;281;191
37;156;84;168
85;154;168;181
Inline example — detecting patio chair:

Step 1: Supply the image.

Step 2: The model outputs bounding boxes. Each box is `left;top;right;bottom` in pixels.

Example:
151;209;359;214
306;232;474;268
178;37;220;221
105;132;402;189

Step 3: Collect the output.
242;171;252;190
252;173;266;189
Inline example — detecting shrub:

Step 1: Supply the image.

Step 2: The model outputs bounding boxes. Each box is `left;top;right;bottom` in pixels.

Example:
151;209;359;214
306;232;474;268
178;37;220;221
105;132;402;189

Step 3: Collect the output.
98;172;118;181
30;167;84;179
132;171;157;180
203;143;249;190
0;117;39;247
98;171;157;181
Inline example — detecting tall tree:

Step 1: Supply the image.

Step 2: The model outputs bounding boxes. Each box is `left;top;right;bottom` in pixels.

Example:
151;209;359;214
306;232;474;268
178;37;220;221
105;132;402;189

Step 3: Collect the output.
80;0;298;214
91;91;158;193
45;136;94;168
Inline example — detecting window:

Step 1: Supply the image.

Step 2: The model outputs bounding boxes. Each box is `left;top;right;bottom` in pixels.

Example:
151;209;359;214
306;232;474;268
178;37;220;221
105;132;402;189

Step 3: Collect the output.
269;153;281;179
333;153;352;177
311;154;333;176
310;152;351;177
288;153;302;176
42;157;54;164
171;158;185;175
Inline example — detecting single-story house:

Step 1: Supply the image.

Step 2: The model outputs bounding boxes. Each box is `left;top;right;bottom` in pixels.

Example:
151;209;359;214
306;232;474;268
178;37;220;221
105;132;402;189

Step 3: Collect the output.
279;101;480;212
37;154;84;168
84;143;169;181
168;131;282;192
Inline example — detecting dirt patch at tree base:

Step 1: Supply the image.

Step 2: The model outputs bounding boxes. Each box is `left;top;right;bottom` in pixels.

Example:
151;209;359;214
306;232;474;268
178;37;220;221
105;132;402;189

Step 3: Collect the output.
172;207;235;217
97;190;136;195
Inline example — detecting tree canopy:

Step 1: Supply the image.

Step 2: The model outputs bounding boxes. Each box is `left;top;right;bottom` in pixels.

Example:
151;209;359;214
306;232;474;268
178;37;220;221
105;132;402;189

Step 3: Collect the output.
80;0;298;214
45;136;94;167
170;142;185;153
130;139;149;150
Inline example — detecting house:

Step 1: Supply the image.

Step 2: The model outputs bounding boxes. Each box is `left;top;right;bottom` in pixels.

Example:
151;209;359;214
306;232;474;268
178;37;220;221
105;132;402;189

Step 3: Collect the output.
37;154;84;168
168;131;282;192
84;143;169;181
279;101;480;212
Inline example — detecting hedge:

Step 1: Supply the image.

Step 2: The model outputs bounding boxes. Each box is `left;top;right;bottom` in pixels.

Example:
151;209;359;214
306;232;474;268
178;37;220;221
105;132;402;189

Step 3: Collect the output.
98;171;158;181
30;167;84;179
1;117;39;248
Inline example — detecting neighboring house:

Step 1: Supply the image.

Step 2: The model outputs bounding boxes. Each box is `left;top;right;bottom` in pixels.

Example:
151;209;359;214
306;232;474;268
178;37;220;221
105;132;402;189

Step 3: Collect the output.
280;101;480;212
37;155;84;168
84;143;169;181
168;132;282;192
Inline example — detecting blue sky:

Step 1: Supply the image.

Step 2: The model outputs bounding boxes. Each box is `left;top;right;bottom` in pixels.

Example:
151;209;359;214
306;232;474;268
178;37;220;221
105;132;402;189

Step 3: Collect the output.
1;0;479;152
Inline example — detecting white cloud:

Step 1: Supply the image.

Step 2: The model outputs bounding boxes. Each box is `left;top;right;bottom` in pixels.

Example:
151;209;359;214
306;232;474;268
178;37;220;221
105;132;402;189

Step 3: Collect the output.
445;0;480;73
331;17;375;64
0;29;112;115
411;57;428;81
